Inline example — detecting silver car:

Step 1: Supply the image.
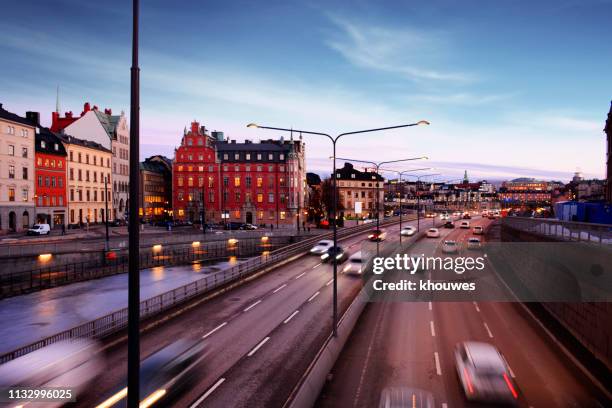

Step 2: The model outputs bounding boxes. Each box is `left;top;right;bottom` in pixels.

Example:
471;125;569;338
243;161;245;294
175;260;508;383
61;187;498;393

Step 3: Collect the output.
309;239;333;255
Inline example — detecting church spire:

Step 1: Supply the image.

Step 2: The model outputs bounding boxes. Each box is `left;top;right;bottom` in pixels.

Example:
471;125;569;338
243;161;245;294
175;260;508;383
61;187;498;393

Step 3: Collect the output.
463;170;469;184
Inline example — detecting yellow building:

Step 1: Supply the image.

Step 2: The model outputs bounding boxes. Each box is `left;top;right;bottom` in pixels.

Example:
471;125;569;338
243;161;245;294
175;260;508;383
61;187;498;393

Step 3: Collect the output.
59;134;113;226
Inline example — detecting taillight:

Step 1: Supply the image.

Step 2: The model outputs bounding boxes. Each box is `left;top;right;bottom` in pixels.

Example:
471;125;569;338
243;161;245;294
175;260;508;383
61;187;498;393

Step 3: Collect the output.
463;367;474;394
503;372;518;399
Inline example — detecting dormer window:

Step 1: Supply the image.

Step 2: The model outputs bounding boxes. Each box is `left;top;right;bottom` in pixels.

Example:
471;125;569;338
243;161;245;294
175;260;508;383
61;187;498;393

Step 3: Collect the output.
41;140;46;148
54;143;58;151
351;174;356;179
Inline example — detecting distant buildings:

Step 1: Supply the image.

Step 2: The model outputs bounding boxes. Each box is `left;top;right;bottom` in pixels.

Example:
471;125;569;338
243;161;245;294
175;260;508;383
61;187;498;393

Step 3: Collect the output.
139;155;172;222
335;162;384;219
497;178;552;206
605;101;612;203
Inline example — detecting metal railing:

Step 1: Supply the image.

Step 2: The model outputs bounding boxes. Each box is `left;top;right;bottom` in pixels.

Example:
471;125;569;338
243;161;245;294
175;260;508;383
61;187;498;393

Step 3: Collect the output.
0;217;407;364
502;216;612;244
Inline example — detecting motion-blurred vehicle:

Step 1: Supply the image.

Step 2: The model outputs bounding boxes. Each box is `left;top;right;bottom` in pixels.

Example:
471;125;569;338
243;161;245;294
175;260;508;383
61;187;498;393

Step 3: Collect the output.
425;213;436;218
460;220;470;229
0;339;103;407
321;245;347;263
378;387;435;408
400;226;416;236
309;239;333;255
443;221;455;229
110;219;127;227
462;213;472;219
368;229;387;242
426;228;440;238
467;237;482;250
481;210;489;217
442;240;458;253
454;341;519;404
343;251;363;275
27;223;50;235
440;213;449;220
473;226;484;235
239;223;257;230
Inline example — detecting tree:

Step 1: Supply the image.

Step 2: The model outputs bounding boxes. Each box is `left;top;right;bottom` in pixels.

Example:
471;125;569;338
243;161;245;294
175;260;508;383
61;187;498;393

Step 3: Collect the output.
320;178;344;220
306;186;324;224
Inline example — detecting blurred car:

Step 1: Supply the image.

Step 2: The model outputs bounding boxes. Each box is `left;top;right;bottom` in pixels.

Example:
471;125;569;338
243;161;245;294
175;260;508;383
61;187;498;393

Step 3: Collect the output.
473;226;484;235
400;226;417;236
460;220;470;229
453;211;462;216
481;210;489;217
239;223;258;230
321;245;348;263
442;240;458;253
343;251;364;275
309;239;333;255
368;229;387;242
454;341;519;404
378;387;435;408
426;228;440;238
110;219;127;227
27;223;50;235
440;213;450;220
462;213;472;219
0;339;103;407
443;221;455;229
467;237;482;250
425;213;436;218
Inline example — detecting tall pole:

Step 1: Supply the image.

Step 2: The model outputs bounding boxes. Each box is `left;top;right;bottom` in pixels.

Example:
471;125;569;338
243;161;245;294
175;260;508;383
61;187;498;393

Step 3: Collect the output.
104;176;109;251
128;0;140;406
375;164;380;256
399;177;403;243
331;141;338;337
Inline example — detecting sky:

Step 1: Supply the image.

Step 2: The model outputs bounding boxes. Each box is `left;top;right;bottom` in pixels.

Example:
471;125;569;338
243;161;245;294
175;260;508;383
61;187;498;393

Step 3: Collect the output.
1;0;611;182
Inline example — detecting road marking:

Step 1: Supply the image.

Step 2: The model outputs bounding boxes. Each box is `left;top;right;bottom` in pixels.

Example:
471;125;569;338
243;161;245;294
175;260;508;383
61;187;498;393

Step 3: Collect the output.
312;263;321;269
473;301;480;312
243;299;262;312
430;321;436;337
326;278;333;286
442;404;448;408
273;283;287;293
434;352;442;375
295;272;306;279
308;291;320;302
190;378;225;407
507;363;516;378
202;322;227;339
247;337;270;357
483;322;494;338
428;301;432;311
283;310;299;324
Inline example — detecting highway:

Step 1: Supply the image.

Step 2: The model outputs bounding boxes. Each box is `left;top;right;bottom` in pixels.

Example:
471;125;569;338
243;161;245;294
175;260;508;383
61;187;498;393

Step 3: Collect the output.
78;218;423;408
316;216;608;407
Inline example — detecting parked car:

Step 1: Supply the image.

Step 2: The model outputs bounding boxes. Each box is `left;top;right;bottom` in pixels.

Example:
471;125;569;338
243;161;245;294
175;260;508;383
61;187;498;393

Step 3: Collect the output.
426;228;440;238
343;251;364;275
368;229;387;242
454;341;519;404
27;223;50;236
467;237;482;250
443;221;455;229
239;223;258;230
321;245;348;263
442;240;458;253
309;239;334;255
400;226;417;236
460;220;470;229
109;219;127;227
378;387;435;408
473;226;484;235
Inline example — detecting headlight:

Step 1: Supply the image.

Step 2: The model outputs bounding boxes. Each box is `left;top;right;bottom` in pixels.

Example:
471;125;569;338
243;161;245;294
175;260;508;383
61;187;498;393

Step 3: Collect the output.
336;254;343;260
321;253;329;260
343;265;350;272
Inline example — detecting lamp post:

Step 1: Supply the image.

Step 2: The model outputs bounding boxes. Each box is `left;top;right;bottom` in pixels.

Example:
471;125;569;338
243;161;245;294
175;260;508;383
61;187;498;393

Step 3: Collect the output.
333;157;428;256
405;173;442;231
104;176;109;251
247;120;429;337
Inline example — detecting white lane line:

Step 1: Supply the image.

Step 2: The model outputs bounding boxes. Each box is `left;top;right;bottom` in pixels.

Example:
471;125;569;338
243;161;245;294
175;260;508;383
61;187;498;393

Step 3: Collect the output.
202;322;227;339
308;291;320;302
273;283;287;293
312;263;321;269
434;352;442;375
190;377;225;407
295;272;306;279
473;301;481;312
507;363;516;378
430;321;436;337
243;299;262;312
483;322;494;338
247;336;270;357
326;278;333;286
442;404;448;408
283;310;299;324
428;301;432;311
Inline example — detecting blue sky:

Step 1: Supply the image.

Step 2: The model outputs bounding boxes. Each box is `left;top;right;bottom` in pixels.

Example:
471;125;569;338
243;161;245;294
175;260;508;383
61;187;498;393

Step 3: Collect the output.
1;0;611;181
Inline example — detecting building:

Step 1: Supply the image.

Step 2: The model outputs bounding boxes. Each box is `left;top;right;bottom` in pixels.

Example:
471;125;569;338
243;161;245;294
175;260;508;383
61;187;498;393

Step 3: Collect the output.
605;100;612;203
0;104;36;233
59;134;113;226
172;121;306;227
335;162;384;219
139;155;172;222
498;178;551;206
51;102;130;219
33;122;68;228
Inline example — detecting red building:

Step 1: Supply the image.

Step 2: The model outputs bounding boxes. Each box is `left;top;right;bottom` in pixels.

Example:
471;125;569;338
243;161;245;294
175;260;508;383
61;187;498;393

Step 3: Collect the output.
172;121;306;228
34;126;68;228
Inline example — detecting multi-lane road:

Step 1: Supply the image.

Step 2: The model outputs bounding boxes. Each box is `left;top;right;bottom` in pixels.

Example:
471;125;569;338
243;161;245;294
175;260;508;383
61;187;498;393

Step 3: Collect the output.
316;216;608;407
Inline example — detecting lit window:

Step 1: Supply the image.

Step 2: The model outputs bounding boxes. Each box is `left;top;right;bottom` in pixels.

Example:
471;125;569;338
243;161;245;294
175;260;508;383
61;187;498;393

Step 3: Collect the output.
234;177;240;187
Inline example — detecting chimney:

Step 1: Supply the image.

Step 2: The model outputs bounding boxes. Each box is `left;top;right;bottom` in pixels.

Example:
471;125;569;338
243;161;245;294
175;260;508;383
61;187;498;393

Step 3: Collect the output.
191;121;199;134
104;108;112;115
26;111;40;126
0;103;3;110
231;140;236;144
83;102;91;113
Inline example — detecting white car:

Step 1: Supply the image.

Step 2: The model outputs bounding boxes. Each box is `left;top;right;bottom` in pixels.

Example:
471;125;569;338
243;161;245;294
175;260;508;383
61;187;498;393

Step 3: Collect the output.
27;223;51;235
460;220;470;229
440;213;449;220
309;239;333;255
467;237;482;250
426;228;440;238
400;226;417;237
442;240;458;253
343;251;363;275
473;226;484;235
454;341;519;404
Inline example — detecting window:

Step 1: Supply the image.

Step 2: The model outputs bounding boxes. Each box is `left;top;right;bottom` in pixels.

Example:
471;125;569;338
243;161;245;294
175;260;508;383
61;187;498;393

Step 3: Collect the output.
22;189;28;202
70;151;73;161
38;175;43;187
187;138;193;146
177;177;183;186
280;154;285;160
208;165;214;172
86;154;89;164
257;165;263;172
234;153;240;160
268;153;273;160
41;140;46;149
188;177;194;187
37;157;42;166
280;211;286;220
93;172;97;183
70;168;74;180
78;190;82;201
22;147;28;158
279;165;285;172
234;165;239;171
246;176;252;187
257;193;263;203
54;143;58;151
37;196;43;206
208;190;214;202
8;165;15;179
59;196;63;206
178;192;184;201
268;165;274;172
268;193;274;203
22;167;28;180
78;153;82;163
94;190;98;201
51;177;56;187
198;177;204;187
235;191;241;201
257;177;263;187
58;177;63;188
223;153;229;160
86;190;90;202
234;177;240;187
246;153;251;160
8;188;15;201
223;190;228;202
257;153;262;160
93;156;97;166
70;189;74;201
223;176;229;186
86;170;90;182
208;177;214;188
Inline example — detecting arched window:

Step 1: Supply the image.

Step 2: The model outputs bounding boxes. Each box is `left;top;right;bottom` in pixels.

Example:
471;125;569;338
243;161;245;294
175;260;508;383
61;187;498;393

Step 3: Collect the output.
22;211;29;228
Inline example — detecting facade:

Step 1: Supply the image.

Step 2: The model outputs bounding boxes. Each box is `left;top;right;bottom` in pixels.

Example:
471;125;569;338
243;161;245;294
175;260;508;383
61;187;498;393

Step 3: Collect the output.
139;155;172;221
172;121;306;227
335;162;384;219
51;102;130;220
34;125;68;228
498;178;551;206
0;104;36;233
60;134;113;226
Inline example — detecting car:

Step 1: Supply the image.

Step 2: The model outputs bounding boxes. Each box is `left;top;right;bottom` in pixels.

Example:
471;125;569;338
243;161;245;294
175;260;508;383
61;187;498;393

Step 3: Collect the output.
426;228;440;238
467;237;482;250
368;229;387;241
453;211;462;216
27;223;51;235
454;341;519;404
378;387;435;408
442;240;458;253
400;226;417;236
460;220;470;229
443;221;455;229
109;219;127;227
481;210;489;217
309;239;333;255
473;226;484;235
462;213;472;219
425;213;436;218
239;223;258;230
440;213;450;220
343;251;364;275
321;246;347;263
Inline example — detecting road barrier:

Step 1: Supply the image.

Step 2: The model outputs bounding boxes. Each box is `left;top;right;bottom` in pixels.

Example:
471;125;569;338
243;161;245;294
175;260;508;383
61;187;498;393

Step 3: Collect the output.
502;216;612;244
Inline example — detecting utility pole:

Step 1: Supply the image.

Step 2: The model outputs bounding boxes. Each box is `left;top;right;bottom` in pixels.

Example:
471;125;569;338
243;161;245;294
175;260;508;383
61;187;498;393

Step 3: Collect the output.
104;176;109;251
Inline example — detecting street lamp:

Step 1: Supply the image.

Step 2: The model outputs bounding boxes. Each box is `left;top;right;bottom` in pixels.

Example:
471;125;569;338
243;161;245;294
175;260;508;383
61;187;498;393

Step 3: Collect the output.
404;173;442;231
104;176;110;251
247;120;429;337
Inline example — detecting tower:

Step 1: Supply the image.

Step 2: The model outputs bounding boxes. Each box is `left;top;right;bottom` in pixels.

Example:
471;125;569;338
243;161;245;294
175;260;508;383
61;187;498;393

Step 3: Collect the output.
463;170;469;184
605;101;612;203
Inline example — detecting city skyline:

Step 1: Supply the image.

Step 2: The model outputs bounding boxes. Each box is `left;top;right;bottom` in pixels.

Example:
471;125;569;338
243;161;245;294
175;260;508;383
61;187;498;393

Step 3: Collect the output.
1;0;611;181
